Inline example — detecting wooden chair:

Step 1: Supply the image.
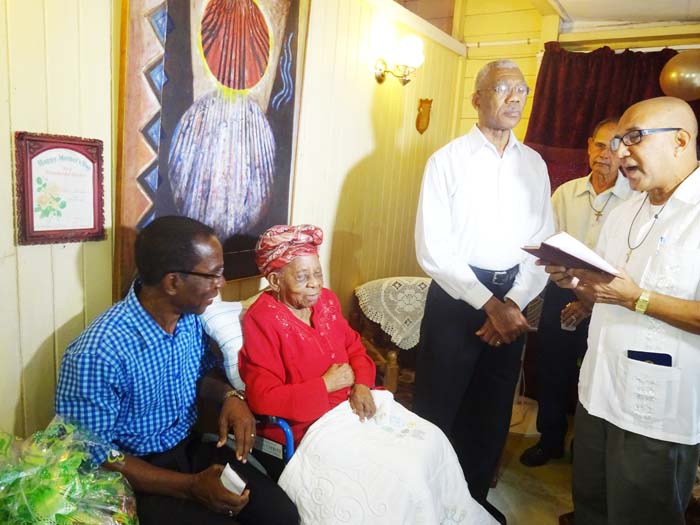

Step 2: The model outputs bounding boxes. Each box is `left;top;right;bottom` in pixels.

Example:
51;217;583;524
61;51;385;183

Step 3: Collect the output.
349;296;401;393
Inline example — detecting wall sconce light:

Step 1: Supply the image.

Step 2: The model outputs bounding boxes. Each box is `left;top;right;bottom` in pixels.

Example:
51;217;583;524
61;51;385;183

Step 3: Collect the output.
374;35;425;86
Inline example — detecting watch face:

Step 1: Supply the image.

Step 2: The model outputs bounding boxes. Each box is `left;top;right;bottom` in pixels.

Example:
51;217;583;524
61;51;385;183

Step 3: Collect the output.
635;291;650;313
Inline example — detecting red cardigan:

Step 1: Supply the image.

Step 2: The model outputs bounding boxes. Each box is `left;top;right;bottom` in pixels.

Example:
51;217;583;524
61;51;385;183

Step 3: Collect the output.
239;289;376;444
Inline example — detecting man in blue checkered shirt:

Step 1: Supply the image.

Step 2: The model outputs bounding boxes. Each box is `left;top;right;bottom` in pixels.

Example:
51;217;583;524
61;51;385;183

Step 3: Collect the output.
56;216;298;525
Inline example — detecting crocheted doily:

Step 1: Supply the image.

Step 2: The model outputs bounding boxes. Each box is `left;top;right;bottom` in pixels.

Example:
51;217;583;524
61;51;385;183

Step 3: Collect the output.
354;277;431;350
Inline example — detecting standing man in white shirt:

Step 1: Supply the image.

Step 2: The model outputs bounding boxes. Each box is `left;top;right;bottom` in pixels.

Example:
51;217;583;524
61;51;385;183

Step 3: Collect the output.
413;59;554;523
520;118;636;467
544;96;700;525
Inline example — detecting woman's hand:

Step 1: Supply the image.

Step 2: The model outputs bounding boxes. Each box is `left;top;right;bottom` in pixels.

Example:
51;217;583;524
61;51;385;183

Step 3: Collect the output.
322;363;355;392
189;464;250;516
349;384;376;422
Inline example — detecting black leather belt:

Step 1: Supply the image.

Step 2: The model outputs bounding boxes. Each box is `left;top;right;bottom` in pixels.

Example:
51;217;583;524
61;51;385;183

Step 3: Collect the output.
470;265;519;287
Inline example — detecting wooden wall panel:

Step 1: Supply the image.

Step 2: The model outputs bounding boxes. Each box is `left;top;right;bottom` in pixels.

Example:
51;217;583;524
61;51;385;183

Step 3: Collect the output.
290;0;464;312
0;0;113;436
458;0;544;140
0;0;24;436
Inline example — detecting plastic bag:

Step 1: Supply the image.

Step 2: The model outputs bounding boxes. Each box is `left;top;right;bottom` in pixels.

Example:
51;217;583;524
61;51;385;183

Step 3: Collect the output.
0;416;138;525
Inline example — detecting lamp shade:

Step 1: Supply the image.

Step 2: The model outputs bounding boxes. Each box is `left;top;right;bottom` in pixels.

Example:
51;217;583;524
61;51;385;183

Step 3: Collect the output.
397;35;424;69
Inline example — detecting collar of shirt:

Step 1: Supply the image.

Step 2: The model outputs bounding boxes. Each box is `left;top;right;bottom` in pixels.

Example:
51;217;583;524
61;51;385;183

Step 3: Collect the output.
671;165;700;206
126;279;188;343
467;124;523;157
575;171;631;200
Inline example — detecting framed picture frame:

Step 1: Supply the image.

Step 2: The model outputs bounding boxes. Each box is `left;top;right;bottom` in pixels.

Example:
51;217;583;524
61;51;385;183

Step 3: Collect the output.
14;132;105;245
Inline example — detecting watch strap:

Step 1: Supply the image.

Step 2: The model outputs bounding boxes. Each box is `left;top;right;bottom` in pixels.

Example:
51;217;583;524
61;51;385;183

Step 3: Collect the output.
222;389;246;403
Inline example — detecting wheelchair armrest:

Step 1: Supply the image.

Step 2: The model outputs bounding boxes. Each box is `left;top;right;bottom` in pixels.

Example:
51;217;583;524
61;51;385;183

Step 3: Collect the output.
255;416;295;463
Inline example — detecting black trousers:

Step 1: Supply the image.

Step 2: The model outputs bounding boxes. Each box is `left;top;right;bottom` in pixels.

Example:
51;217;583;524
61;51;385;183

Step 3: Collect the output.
136;433;298;525
413;278;524;503
535;282;589;450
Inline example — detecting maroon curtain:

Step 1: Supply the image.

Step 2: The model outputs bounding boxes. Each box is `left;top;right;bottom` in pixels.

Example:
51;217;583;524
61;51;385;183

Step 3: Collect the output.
525;42;700;191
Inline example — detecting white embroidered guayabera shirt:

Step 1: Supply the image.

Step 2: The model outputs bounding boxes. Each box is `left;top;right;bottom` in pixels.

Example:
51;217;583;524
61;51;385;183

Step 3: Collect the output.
580;165;700;445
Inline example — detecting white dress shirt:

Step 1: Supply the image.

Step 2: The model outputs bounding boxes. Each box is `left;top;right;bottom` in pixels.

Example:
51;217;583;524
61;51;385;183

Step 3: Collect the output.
552;172;635;247
580;165;700;445
415;125;554;310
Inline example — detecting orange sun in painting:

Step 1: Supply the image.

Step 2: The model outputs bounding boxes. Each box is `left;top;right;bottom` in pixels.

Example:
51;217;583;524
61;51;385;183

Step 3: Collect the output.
200;0;272;91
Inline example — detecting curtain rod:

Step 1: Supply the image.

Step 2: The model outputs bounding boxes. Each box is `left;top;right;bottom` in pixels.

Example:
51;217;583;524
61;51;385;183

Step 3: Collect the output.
463;39;699;53
465;38;540;48
621;43;700;52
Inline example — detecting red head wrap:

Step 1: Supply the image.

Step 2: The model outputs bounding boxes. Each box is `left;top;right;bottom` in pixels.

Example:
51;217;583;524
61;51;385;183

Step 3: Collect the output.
255;224;324;277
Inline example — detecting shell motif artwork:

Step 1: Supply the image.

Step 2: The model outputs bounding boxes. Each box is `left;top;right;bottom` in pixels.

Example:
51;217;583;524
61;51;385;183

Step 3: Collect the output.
168;91;275;238
201;0;271;91
117;0;301;288
168;0;282;239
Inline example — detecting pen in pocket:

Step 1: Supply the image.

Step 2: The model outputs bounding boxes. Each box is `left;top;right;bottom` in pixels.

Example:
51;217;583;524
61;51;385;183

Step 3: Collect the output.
656;235;666;255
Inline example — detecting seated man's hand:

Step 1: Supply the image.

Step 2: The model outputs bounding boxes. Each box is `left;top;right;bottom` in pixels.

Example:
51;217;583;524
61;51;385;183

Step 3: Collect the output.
322;363;355;392
349;384;376;422
482;297;530;344
190;464;250;516
218;397;256;463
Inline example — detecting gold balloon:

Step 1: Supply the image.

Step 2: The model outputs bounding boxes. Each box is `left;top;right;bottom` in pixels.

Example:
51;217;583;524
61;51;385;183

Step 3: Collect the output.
660;50;700;102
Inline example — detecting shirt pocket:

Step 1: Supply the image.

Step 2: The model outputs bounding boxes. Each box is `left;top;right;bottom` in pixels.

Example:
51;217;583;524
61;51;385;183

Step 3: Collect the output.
616;354;681;426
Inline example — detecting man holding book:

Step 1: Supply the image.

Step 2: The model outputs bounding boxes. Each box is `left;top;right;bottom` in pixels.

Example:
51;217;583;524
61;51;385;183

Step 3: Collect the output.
543;96;700;525
520;118;635;467
414;59;553;523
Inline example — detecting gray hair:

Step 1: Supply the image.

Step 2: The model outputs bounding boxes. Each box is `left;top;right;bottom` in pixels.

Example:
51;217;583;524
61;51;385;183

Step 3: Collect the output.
590;117;619;138
474;60;520;92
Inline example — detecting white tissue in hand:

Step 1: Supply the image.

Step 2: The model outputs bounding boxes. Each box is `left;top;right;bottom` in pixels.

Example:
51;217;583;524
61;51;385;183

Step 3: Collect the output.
220;463;247;495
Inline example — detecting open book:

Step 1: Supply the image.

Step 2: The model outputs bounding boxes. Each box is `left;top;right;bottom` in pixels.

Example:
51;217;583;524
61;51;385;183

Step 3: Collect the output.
522;232;619;276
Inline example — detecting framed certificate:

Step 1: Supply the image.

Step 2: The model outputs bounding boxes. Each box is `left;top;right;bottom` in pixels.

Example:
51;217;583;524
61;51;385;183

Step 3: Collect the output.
14;132;105;245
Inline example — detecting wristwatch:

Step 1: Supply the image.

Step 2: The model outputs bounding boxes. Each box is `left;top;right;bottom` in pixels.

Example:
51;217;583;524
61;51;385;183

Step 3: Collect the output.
634;289;651;314
222;389;246;403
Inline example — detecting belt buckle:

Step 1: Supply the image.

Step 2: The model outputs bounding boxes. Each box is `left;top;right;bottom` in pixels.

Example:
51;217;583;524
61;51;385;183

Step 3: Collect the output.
492;271;508;285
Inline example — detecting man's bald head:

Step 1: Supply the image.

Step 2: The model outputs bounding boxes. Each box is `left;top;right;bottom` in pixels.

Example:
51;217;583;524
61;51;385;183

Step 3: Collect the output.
621;96;697;144
616;97;698;202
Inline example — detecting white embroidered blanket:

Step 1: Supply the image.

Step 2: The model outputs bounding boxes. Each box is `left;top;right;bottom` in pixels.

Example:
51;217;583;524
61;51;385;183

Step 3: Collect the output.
278;391;497;525
354;277;431;350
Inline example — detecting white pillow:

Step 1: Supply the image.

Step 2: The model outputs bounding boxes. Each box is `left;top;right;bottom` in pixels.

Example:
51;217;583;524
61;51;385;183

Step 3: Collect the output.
200;297;245;390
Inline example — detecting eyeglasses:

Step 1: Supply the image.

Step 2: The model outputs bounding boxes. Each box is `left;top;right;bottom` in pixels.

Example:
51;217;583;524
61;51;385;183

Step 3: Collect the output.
610;128;681;152
171;270;225;282
478;82;530;98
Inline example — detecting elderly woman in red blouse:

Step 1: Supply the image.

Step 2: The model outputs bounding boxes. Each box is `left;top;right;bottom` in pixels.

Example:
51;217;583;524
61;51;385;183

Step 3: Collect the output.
240;224;376;445
239;225;496;525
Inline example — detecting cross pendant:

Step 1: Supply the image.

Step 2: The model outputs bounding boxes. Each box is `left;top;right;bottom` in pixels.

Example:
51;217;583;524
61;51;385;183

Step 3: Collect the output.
626;249;632;263
594;210;603;221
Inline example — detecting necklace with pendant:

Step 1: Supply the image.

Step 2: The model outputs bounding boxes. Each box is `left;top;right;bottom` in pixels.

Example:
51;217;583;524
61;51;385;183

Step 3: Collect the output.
588;191;614;222
625;194;669;263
